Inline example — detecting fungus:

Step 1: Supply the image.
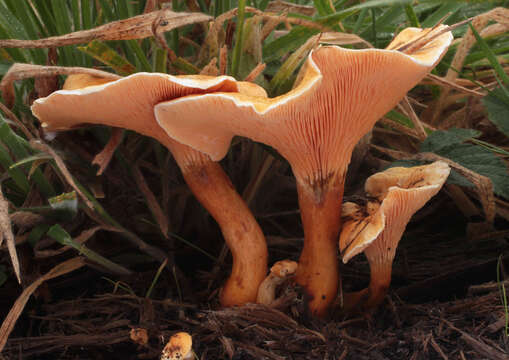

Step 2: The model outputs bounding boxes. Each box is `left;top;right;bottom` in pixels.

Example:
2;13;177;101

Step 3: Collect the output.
31;73;269;307
257;259;298;306
161;332;193;360
339;161;450;310
154;27;453;316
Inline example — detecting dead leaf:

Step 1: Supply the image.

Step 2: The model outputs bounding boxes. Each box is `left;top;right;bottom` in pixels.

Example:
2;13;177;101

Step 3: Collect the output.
129;159;169;238
92;128;124;175
266;0;316;16
0;9;212;48
0;63;120;109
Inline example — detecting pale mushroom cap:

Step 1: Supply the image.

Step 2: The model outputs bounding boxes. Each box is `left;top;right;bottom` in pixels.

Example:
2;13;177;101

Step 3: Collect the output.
31;72;240;147
340;161;451;263
256;259;298;305
161;332;193;360
270;259;298;277
365;160;452;200
63;74;114;90
155;28;452;184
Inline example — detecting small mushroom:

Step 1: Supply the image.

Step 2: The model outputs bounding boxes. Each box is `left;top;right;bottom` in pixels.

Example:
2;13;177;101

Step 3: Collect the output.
161;332;193;360
257;259;298;306
32;73;269;307
339;161;451;310
154;26;453;316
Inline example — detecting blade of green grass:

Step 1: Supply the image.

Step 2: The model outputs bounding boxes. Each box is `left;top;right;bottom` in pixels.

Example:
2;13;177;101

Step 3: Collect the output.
421;1;464;28
153;48;168;73
318;0;412;26
78;40;136;75
263;27;318;64
404;3;420;27
313;0;335;16
470;23;509;86
231;0;247;77
0;117;55;197
48;224;132;275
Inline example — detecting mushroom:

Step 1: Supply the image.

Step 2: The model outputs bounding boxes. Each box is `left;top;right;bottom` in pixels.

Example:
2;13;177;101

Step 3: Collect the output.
154;27;453;316
257;259;298;306
31;73;269;307
339;161;451;310
161;332;193;360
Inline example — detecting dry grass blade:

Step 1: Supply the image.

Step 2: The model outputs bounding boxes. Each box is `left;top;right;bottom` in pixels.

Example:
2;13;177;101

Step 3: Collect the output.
399;97;427;140
129;158;169;238
219;45;228;75
201;6;330;65
413;153;495;225
431;7;509;125
394;18;472;54
0;9;212;48
425;74;485;97
0;64;120;109
266;0;316;16
200;57;219;76
0;186;20;284
0;257;85;352
319;32;373;48
29;140;95;211
244;63;266;82
92;128;124;176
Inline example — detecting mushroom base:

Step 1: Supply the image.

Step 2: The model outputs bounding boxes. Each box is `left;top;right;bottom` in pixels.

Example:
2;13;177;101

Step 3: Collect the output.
181;160;268;307
341;261;392;313
294;173;344;317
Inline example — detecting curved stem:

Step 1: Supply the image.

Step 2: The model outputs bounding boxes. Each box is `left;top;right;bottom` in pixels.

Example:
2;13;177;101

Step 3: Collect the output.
294;173;344;317
181;159;268;307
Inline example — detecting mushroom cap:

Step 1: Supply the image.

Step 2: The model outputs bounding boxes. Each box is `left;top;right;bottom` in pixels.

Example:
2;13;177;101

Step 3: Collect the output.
62;74;114;90
155;27;452;183
340;161;451;263
270;259;298;278
31;72;267;160
161;332;193;360
31;72;241;147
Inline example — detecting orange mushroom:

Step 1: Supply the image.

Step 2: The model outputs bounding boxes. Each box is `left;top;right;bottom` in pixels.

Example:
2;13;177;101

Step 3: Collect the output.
154;27;453;316
31;73;268;307
339;161;451;311
161;332;193;360
257;259;298;306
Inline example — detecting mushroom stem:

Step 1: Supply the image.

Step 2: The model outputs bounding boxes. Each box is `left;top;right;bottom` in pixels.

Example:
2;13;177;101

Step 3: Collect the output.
341;259;392;312
174;146;267;307
295;173;344;317
363;260;392;309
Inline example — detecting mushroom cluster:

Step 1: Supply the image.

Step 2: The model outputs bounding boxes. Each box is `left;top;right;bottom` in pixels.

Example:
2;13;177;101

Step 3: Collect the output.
154;26;453;316
31;25;453;317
